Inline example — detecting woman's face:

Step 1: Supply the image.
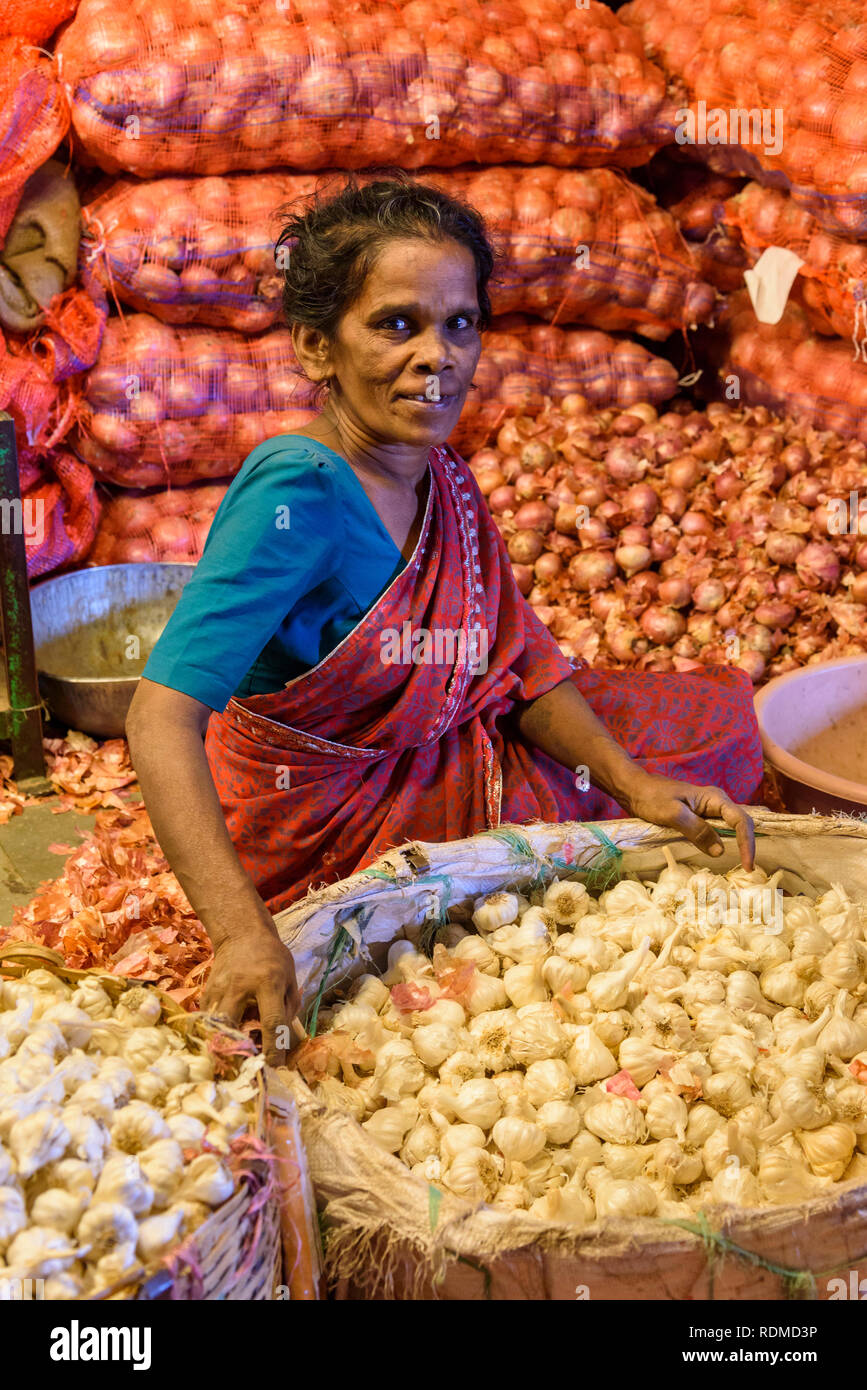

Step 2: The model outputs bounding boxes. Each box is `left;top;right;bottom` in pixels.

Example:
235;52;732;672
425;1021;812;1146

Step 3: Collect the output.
296;236;483;455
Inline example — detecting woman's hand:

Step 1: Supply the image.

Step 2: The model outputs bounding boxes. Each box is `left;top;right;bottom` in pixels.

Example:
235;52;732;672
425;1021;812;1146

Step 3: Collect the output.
201;925;300;1067
622;771;756;869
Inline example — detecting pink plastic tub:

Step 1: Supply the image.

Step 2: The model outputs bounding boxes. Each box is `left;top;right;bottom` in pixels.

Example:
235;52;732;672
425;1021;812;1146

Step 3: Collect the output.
754;656;867;815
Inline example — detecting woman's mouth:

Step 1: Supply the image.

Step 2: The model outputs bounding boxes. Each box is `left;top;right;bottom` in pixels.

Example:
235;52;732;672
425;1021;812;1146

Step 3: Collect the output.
398;393;458;410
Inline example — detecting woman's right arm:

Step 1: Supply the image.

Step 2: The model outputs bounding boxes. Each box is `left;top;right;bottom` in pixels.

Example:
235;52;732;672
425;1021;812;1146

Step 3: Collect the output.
125;677;299;1063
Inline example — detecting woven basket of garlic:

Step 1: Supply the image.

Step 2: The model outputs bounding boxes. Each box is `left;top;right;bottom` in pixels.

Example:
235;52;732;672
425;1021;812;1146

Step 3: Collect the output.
0;944;282;1301
272;809;867;1301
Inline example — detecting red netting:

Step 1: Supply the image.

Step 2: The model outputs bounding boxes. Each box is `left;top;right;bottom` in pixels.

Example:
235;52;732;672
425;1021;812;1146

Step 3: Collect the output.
0;0;77;43
57;0;674;178
721;181;867;344
73;313;318;488
622;0;867;239
82;165;716;339
21;447;100;578
0;39;69;244
75;310;680;482
713;290;867;443
0;283;107;451
88;480;230;564
449;316;679;454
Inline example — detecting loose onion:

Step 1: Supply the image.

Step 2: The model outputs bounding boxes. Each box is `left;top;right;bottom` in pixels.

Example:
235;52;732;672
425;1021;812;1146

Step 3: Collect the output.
568;550;617;592
508;530;545;565
658;576;691;609
511;563;534;596
489;486;517;515
640;605;686;645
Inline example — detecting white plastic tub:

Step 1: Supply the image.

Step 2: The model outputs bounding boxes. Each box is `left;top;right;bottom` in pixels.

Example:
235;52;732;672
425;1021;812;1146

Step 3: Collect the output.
754;656;867;815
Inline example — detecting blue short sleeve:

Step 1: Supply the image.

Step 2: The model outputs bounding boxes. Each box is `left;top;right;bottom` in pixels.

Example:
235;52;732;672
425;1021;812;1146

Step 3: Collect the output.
143;440;343;711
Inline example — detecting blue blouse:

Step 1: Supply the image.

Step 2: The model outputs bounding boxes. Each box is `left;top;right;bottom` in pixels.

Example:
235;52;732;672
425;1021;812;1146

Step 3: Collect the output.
142;436;407;712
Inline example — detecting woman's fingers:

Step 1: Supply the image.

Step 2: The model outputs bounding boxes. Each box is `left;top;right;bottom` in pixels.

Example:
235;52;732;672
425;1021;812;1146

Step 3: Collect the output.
257;982;294;1066
712;795;756;870
669;799;725;857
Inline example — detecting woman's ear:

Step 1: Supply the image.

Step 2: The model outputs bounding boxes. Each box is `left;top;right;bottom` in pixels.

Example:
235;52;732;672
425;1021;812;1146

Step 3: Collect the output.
290;323;333;386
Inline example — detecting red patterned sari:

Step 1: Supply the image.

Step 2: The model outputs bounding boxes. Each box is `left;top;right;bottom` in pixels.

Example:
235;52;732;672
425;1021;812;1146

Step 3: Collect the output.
205;444;763;913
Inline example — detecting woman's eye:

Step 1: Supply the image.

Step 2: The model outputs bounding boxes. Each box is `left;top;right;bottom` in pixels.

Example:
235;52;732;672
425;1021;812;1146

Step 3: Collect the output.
381;316;410;331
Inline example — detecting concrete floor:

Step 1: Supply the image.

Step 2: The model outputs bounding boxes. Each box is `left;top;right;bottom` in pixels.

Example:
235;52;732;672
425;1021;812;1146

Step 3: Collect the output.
0;729;142;930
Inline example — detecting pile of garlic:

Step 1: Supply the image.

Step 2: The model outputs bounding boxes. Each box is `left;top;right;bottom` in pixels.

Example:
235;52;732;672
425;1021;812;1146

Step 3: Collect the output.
0;972;256;1297
310;856;867;1224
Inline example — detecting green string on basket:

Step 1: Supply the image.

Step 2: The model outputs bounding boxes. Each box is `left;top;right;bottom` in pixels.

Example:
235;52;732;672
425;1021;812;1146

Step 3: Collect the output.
305;904;374;1037
659;1212;867;1300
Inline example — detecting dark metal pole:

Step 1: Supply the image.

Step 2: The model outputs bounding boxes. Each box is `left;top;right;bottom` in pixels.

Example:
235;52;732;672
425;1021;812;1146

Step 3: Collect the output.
0;412;51;790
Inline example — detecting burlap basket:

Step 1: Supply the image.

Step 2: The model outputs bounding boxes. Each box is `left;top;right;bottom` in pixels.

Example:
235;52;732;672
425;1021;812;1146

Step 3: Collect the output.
0;943;282;1301
273;809;867;1301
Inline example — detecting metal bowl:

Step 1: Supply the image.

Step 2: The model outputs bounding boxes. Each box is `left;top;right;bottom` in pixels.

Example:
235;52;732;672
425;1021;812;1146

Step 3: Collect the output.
29;563;195;738
754;655;867;815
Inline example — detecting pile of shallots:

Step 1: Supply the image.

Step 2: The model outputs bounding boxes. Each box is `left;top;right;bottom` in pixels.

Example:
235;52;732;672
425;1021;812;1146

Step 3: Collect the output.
306;854;867;1222
0;971;258;1296
471;394;867;682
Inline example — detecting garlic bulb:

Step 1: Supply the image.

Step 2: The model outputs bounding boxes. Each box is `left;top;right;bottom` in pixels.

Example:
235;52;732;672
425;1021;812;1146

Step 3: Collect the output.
556;933;618;972
138;1140;184;1209
111;1101;171;1154
708;1033;757;1075
685;1103;726;1147
491;1116;546;1162
566;1027;617;1086
491;1183;529;1211
473;891;520;934
452;935;500;977
821;941;867;991
617;1037;672;1088
443;1147;502;1203
179;1154;234;1207
601;1142;646;1179
593;1010;633;1050
645;1092;689;1141
439;1122;487;1162
803;980;840;1020
6;1225;76;1277
351;975;391;1011
726;970;777;1018
464;973;508;1016
587;938;651;1012
509;1006;568;1065
94;1154;154;1214
503;960;547;1009
530;1177;595;1226
30;1188;85;1234
72;980;114;1022
797;1123;856;1180
467;1011;515;1072
543;879;590;926
137;1207;184;1263
420;999;466;1031
703;1069;754;1118
372;1041;426;1102
439;1050;483;1089
400;1120;440;1167
762;1077;833;1144
710;1164;762;1206
524;1059;575;1108
542;955;588;997
594;1176;657;1219
490;1071;525;1105
77;1201;138;1258
819;991;867;1061
583;1096;647;1145
9;1111;68;1179
412;1022;460;1069
702;1121;757;1179
536;1101;581;1145
758;1144;820;1204
647;1139;703;1187
114;988;162;1030
450;1079;502;1130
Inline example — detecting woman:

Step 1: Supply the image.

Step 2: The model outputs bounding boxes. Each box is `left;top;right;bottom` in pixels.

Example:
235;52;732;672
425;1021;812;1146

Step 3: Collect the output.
127;176;763;1062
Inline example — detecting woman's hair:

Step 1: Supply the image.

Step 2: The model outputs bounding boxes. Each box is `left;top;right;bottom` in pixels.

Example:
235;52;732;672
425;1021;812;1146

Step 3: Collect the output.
273;170;498;346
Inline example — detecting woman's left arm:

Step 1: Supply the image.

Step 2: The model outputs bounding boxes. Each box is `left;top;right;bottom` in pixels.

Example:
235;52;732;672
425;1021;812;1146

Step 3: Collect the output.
516;677;756;869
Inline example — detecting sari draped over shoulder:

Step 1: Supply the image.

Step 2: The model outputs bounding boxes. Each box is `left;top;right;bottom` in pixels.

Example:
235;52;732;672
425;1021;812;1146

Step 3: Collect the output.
205;444;762;913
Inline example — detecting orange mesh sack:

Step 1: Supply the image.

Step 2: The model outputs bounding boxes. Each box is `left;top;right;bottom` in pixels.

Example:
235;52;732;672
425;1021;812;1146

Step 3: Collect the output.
57;0;673;178
16;447;100;578
722;181;867;343
88;480;230;565
74;314;317;488
0;39;69;243
83;166;715;340
450;317;679;455
0;0;78;44
713;290;867;445
622;0;867;239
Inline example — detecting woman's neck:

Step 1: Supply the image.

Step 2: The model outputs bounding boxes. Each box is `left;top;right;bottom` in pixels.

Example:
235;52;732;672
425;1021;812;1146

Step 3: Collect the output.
309;405;433;488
